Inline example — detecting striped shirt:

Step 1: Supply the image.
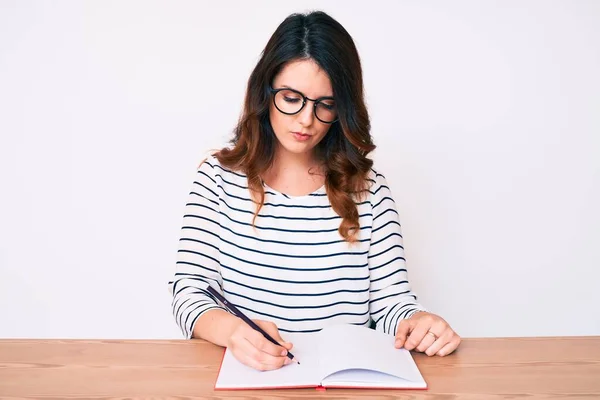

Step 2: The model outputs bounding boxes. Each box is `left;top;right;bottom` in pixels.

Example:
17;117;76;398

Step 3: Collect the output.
169;155;425;339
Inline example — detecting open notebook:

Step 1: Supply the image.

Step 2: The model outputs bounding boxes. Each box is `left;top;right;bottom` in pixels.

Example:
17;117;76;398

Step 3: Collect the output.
215;324;427;390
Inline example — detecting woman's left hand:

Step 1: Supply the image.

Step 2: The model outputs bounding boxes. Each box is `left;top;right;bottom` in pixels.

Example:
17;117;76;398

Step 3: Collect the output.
394;311;461;356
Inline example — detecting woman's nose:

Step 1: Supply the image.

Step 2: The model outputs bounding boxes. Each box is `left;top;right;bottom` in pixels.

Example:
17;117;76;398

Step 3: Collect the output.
297;102;315;126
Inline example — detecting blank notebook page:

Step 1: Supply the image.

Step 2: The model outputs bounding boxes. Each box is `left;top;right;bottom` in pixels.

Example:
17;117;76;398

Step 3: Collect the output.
318;324;426;386
214;332;321;389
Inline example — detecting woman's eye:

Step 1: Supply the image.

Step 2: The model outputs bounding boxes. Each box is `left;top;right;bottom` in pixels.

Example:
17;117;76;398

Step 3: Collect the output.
284;97;301;103
319;102;335;110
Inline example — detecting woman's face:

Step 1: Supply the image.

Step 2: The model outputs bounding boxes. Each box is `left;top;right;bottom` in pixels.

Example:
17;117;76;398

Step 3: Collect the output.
269;59;334;160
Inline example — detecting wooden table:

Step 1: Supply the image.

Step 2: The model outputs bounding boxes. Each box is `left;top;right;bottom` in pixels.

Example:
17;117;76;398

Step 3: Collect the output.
1;337;599;399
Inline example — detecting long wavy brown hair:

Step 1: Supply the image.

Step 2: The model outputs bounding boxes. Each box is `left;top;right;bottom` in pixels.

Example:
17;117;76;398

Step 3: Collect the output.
215;11;375;243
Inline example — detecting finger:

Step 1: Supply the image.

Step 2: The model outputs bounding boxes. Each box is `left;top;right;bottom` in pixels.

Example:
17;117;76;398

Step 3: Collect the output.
404;319;432;351
239;351;287;371
415;331;437;353
424;329;453;356
416;321;447;352
230;341;271;371
437;335;461;357
238;337;288;371
394;319;413;349
245;327;289;357
256;320;294;351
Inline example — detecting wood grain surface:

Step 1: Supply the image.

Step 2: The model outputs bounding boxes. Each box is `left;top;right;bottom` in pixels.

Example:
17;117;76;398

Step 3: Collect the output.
1;336;599;399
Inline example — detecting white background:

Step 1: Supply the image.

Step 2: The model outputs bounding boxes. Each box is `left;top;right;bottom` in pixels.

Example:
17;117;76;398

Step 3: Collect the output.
1;0;598;339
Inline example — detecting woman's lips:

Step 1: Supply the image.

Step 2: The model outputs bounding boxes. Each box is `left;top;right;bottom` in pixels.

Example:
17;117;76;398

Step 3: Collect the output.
292;132;311;141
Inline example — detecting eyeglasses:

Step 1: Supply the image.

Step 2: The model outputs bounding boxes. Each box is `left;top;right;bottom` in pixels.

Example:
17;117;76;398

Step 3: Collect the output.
270;87;338;124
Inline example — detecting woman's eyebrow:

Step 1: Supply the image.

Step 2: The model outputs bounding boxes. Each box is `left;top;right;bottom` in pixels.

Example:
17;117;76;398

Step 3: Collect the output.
278;84;334;98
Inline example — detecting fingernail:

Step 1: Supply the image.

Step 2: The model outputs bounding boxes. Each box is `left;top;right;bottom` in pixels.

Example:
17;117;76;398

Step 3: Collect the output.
284;358;291;365
281;349;287;356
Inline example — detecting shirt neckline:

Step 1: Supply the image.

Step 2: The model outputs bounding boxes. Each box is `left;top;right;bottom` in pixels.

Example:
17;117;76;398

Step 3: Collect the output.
262;181;326;199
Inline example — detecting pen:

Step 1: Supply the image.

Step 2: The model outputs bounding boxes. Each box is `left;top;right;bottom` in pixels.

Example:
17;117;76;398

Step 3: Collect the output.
206;285;299;364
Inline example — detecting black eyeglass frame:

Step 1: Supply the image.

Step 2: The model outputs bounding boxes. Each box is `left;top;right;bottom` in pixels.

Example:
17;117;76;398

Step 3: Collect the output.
269;87;339;124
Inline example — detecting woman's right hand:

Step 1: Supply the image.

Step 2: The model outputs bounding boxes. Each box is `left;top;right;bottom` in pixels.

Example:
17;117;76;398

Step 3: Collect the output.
226;319;294;371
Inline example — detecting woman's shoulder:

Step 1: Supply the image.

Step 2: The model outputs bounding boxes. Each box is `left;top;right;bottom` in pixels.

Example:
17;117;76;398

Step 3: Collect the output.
197;152;219;170
196;152;249;191
365;165;391;194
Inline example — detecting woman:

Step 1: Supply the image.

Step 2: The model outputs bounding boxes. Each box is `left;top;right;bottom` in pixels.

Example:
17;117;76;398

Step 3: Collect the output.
169;10;460;371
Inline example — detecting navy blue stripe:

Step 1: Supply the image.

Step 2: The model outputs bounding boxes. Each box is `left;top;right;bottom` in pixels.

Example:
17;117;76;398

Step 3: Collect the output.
213;172;282;197
178;237;219;252
189;191;219;207
213;172;247;190
219;184;332;208
371;284;412;296
278;320;370;333
368;244;405;260
173;283;201;299
221;238;368;260
175;297;195;328
175;261;219;276
370;269;405;284
219;197;373;221
223;277;369;297
181;298;213;331
177;293;218;332
399;306;418;320
373;208;399;222
222;243;369;272
174;272;220;281
382;302;402;333
371;305;386;316
183;301;219;336
186;202;218;215
219;223;370;246
224;289;369;310
186;305;221;337
369;292;404;305
372;219;401;234
388;303;417;333
175;286;221;329
197;170;216;185
173;276;220;295
386;303;405;333
181;226;219;239
373;196;394;210
179;233;219;245
371;281;409;295
193;181;218;200
218;210;372;233
237;303;370;323
177;249;219;265
370;169;384;178
209;162;246;178
371;185;389;196
279;327;323;333
369;256;406;272
371;232;403;247
221;262;369;284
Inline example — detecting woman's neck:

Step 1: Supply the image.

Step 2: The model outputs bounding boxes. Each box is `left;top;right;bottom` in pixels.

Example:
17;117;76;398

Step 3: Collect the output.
271;148;319;174
262;148;325;196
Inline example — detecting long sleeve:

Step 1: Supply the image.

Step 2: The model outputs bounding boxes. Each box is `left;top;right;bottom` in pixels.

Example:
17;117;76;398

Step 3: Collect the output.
169;158;227;339
367;170;426;335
